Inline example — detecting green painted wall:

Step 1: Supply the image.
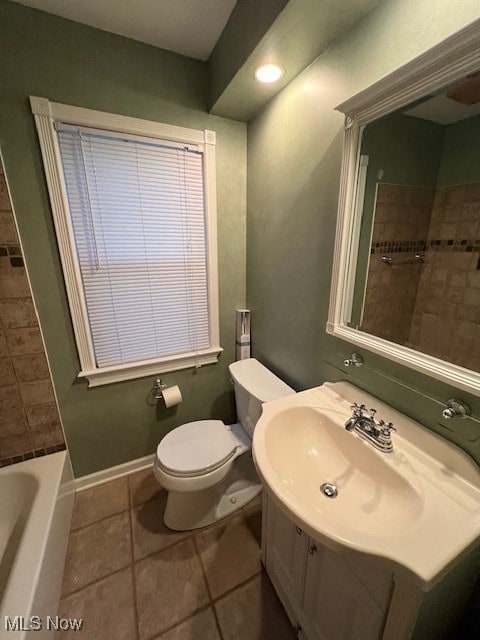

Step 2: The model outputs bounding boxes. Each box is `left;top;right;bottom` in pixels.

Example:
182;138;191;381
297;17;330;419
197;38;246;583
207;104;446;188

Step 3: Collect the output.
437;113;480;186
0;0;247;477
247;0;480;465
351;112;444;324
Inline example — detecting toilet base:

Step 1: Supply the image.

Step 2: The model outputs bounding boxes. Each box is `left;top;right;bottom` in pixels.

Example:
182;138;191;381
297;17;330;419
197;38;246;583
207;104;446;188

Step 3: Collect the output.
163;451;262;531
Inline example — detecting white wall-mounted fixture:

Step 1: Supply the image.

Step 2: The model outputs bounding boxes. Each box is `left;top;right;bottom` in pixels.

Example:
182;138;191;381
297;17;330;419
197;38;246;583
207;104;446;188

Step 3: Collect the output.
254;63;284;83
236;309;251;360
343;353;364;368
442;399;471;420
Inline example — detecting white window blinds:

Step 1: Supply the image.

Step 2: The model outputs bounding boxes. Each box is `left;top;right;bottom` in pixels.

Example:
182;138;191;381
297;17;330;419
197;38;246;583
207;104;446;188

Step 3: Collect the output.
56;124;210;369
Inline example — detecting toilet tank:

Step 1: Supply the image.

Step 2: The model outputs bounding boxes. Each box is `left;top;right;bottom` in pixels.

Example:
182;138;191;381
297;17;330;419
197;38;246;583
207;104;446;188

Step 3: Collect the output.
228;358;295;438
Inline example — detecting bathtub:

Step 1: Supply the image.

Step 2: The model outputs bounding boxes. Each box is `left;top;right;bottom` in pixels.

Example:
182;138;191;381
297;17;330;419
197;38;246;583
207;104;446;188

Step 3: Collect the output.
0;452;74;640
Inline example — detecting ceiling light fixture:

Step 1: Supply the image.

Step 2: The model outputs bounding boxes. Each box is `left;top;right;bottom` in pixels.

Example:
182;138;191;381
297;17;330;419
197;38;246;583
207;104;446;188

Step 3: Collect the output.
255;63;284;84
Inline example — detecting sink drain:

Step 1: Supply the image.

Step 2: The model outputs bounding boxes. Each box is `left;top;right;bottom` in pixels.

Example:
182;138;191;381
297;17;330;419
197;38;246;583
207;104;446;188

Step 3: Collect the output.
320;482;338;498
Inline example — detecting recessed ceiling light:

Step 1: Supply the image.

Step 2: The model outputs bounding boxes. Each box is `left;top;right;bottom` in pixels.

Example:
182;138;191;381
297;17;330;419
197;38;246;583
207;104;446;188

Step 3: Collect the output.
255;63;284;84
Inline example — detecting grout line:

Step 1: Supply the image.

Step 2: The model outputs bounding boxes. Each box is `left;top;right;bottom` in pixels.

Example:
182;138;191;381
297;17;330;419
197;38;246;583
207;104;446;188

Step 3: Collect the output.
61;475;263;639
130;490;168;513
70;505;130;532
60;564;132;599
128;503;141;640
59;546;262;631
132;526;195;565
211;571;261;606
142;603;213;640
70;472;162;532
192;534;213;602
127;472;133;509
192;532;225;640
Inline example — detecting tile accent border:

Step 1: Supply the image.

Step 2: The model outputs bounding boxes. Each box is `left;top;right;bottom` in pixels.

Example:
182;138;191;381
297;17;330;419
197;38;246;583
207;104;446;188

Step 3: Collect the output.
371;239;480;255
371;240;427;254
0;442;66;467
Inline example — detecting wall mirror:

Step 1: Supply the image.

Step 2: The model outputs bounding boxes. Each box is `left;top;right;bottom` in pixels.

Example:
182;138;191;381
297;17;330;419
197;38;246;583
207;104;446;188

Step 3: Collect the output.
327;21;480;395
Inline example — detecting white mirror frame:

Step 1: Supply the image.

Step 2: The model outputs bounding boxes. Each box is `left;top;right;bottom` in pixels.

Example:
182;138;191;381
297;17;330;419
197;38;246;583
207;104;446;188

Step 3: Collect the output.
327;19;480;396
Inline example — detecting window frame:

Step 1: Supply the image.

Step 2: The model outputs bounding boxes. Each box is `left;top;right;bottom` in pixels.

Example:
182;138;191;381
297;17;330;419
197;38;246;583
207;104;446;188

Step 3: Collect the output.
31;96;222;387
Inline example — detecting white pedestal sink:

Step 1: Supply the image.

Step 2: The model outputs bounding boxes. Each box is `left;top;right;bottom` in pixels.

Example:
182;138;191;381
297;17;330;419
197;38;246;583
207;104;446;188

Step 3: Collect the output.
253;381;480;640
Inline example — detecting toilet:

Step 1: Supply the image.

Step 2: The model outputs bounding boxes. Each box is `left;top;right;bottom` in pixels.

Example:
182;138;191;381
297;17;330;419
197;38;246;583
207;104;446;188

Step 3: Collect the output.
154;358;295;531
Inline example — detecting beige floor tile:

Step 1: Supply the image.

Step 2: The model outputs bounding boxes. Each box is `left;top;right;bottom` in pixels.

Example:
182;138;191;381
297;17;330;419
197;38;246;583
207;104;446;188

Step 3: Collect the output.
56;567;136;640
0;299;37;329
71;477;129;530
135;538;209;639
62;512;131;595
129;466;165;507
195;512;261;599
18;378;55;405
5;326;43;355
243;492;262;548
215;572;296;640
12;352;49;382
243;492;262;513
132;495;190;560
153;607;221;640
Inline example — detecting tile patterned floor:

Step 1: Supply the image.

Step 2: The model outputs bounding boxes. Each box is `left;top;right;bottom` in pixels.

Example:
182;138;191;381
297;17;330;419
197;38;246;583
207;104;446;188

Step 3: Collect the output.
57;468;296;640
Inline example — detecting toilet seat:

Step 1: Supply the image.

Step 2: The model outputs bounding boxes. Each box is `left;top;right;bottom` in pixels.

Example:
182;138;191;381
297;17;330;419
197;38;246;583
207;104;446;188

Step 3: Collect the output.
156;420;238;478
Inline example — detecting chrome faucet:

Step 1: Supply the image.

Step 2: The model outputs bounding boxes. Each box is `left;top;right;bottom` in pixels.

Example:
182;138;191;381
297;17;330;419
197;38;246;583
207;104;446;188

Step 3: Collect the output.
345;403;396;453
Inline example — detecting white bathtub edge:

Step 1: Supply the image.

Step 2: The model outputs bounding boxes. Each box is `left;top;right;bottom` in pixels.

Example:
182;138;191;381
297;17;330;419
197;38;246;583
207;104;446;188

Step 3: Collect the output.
0;451;74;640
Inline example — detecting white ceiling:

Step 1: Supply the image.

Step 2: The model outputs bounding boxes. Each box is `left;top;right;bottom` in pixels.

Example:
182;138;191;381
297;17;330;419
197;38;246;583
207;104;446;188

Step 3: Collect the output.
12;0;237;61
404;83;480;126
404;94;480;125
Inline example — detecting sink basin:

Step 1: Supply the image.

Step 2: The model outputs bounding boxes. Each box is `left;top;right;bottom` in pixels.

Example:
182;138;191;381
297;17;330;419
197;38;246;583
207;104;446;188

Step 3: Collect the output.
253;381;480;588
264;406;423;536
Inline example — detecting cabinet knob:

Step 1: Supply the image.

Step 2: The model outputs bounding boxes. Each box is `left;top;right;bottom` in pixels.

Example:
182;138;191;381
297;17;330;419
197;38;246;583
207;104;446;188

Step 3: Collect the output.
295;526;302;535
308;543;317;555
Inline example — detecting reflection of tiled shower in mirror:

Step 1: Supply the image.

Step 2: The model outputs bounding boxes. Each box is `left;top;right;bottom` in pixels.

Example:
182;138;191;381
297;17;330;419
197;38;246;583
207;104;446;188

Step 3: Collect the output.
358;72;480;372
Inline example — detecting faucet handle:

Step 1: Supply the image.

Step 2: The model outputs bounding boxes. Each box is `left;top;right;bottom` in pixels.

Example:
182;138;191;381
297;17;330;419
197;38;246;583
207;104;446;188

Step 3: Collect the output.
380;421;396;434
350;402;366;416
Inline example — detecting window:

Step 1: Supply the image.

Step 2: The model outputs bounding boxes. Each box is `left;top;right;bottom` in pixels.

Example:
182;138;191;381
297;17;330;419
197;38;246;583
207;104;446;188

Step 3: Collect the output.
31;97;221;386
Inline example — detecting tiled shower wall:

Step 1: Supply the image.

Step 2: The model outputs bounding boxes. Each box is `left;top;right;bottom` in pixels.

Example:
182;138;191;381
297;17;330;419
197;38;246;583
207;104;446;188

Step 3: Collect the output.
362;181;480;372
410;182;480;371
361;184;435;344
0;165;65;466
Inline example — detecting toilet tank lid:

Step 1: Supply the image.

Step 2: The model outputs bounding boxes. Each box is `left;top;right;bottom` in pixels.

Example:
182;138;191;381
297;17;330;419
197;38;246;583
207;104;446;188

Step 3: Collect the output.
228;358;295;403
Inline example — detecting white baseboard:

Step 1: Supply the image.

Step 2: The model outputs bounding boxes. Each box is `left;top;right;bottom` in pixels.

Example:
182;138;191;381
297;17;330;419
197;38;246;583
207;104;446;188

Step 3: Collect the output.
74;453;155;492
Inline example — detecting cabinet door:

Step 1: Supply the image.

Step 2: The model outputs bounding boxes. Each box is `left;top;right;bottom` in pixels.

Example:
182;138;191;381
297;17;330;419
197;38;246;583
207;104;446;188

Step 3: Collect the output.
302;542;386;640
264;494;308;619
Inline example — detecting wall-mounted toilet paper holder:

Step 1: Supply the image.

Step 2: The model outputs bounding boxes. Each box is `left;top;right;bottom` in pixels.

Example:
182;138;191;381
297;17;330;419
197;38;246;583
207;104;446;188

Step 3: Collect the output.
152;378;183;408
153;378;167;400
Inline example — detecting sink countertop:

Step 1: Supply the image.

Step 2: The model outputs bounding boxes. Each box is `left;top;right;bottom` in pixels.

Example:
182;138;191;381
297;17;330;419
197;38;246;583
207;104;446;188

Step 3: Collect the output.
253;381;480;589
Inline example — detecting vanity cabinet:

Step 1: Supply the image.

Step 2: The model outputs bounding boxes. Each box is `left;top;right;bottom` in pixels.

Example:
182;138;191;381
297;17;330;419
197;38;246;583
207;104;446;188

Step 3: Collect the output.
263;492;309;624
263;492;391;640
263;491;479;640
301;543;387;640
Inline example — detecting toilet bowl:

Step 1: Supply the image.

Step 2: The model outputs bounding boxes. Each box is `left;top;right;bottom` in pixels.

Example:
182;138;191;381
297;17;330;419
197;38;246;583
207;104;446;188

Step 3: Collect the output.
154;358;295;531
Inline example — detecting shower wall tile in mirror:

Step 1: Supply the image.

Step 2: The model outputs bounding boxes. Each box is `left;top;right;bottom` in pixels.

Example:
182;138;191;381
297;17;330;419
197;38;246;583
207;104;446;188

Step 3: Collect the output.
357;82;480;374
362;184;434;345
0;164;65;466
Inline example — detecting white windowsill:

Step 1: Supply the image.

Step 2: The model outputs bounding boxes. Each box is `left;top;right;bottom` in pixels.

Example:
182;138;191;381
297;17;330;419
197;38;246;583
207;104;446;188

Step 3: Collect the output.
79;346;223;387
